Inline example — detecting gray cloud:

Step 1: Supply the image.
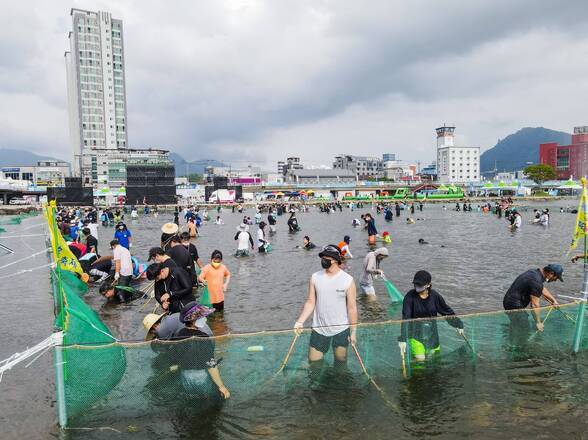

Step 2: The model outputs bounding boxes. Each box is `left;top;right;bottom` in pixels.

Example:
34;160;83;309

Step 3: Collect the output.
0;0;587;167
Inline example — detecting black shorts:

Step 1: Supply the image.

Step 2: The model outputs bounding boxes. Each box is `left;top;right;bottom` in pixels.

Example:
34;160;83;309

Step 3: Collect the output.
212;301;224;312
309;328;350;354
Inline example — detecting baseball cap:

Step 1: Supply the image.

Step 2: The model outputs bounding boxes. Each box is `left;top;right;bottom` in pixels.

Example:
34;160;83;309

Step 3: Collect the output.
413;270;432;287
319;244;342;263
545;264;564;282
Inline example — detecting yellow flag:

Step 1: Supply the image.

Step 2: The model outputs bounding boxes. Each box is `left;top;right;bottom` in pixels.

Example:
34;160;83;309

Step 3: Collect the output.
45;201;84;276
570;177;588;252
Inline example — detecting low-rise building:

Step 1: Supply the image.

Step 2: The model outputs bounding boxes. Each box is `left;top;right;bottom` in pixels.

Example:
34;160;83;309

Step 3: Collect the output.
287;169;356;185
333;155;382;179
540;126;588;180
1;161;71;187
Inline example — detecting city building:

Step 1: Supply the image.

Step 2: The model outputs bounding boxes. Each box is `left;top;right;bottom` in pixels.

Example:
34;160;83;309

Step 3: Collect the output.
420;162;437;180
287;169;356;185
540;126;588;180
435;125;480;183
381;159;418;181
65;8;128;179
382;153;396;162
1;161;71;187
277;161;285;175
333;155;383;179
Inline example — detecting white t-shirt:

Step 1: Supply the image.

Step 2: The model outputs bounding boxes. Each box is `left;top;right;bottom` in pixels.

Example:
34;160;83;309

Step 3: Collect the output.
257;229;265;247
88;223;98;239
311;269;354;337
514;215;522;228
113;245;133;276
237;231;251;251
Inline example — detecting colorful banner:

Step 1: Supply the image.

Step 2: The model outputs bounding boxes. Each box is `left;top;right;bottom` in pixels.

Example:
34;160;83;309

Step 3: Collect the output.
570;177;588;252
45;201;84;276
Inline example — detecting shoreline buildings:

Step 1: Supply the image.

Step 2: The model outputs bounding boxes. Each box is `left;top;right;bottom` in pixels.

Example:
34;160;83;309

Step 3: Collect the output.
64;9;175;203
436;125;480;184
540;126;588;180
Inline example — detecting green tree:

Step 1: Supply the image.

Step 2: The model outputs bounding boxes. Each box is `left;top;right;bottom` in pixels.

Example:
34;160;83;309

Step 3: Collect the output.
524;164;556;185
187;173;203;183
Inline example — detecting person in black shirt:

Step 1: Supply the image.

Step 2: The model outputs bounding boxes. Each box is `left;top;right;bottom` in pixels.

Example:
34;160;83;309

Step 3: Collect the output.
287;213;299;233
180;232;202;285
148;247;177;270
503;265;561;334
398;270;464;362
83;227;98;255
88;256;113;282
160;222;179;251
99;280;145;303
165;236;193;278
146;262;195;313
170;302;230;399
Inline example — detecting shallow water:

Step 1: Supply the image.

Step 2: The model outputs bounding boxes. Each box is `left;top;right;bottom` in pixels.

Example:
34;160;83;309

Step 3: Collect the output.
1;202;588;439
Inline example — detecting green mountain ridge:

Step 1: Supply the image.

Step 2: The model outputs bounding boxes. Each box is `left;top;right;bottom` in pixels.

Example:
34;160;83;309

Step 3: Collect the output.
480;127;571;173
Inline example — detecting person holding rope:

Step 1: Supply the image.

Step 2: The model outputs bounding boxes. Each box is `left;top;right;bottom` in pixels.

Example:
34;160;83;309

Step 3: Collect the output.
503;264;562;334
146;262;195;313
294;245;358;364
398;270;464;362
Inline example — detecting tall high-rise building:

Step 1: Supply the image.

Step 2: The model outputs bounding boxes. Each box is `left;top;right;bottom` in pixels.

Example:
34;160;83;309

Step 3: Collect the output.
65;9;128;179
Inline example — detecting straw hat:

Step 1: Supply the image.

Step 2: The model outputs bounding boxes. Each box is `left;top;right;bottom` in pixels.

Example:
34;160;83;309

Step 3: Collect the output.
142;313;166;340
161;223;179;234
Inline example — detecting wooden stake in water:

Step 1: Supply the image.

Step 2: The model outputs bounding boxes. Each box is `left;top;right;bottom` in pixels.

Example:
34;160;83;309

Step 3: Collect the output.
276;333;300;374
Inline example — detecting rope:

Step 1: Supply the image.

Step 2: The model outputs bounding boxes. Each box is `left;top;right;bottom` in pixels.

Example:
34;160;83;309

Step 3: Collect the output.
0;263;53;280
276;333;300;374
0;332;62;382
0;248;50;270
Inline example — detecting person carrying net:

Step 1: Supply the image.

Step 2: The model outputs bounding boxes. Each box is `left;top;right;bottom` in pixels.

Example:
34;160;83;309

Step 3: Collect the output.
398;270;464;362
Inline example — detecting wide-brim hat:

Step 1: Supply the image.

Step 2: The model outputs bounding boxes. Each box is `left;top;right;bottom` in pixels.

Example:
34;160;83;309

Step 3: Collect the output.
161;223;179;234
237;223;249;232
180;302;215;323
143;312;166;340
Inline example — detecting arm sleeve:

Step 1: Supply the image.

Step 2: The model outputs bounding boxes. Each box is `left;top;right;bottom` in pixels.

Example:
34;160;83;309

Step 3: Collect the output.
399;295;413;342
436;292;464;329
169;271;193;299
234;232;240;240
529;280;544;298
248;233;254;247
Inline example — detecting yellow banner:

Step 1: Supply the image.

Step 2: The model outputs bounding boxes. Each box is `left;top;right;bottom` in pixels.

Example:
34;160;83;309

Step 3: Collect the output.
570;177;588;252
45;201;84;276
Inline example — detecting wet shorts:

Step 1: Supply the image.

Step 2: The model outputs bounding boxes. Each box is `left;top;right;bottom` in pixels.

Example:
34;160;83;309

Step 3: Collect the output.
409;338;440;358
360;284;376;295
309;328;350;353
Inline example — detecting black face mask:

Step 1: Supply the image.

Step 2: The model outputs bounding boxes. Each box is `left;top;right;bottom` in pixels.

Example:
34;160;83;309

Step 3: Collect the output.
321;258;332;269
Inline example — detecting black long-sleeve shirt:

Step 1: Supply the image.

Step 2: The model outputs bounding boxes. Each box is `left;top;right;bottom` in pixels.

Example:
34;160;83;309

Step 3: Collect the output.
155;266;195;313
399;289;463;349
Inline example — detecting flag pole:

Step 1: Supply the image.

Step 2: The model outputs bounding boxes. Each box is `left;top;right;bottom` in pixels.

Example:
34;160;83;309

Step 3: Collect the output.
572;177;587;353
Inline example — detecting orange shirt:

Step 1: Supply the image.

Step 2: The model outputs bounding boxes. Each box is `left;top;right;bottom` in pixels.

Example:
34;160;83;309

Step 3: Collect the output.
338;241;348;256
199;263;230;304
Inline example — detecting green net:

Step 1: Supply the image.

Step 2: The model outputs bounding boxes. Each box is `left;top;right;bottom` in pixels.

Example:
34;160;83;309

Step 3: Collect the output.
51;283;588;431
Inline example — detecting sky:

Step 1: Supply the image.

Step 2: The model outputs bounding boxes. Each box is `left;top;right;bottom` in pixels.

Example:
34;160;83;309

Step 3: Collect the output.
1;0;587;169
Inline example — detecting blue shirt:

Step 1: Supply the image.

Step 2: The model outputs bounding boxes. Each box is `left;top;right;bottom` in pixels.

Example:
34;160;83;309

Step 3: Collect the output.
69;225;79;241
114;229;132;249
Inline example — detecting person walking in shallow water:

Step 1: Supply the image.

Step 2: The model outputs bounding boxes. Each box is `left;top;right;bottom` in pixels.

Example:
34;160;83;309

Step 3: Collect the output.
294;245;357;364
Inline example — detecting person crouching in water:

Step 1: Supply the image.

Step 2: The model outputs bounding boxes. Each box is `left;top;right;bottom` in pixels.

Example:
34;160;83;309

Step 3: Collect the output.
198;250;231;312
170;302;230;400
398;270;464;362
294;245;357;365
359;247;388;300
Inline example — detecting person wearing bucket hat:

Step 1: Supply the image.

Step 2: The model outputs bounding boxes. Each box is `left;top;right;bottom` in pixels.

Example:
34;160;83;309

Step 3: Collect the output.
398;270;464;362
143;311;212;341
337;236;353;259
234;223;254;257
160;222;179;251
170;301;230;399
503;265;561;333
294;245;357;363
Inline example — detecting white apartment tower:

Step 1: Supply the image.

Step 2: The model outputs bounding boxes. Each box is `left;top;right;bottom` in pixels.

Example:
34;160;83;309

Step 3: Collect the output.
65;9;128;179
436;125;480;183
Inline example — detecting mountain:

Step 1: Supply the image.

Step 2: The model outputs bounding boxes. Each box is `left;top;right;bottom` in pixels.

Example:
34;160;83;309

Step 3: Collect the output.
0;148;64;167
169;153;226;176
480;127;571;173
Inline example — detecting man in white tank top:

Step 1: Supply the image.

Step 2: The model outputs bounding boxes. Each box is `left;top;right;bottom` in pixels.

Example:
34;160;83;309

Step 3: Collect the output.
294;244;358;363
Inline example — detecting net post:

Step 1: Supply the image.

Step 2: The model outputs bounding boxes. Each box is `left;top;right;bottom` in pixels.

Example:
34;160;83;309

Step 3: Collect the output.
54;331;68;428
572;178;588;354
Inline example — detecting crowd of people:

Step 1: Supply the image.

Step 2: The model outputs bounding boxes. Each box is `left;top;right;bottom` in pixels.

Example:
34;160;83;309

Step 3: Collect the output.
52;199;569;403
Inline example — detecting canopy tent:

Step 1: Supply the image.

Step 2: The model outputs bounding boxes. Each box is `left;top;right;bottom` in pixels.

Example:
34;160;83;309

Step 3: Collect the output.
557;179;582;190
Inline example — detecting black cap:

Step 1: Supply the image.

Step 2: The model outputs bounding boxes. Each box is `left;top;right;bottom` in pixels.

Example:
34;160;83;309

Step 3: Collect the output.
319;244;342;263
344;235;351;243
413;270;432;287
545;264;564;282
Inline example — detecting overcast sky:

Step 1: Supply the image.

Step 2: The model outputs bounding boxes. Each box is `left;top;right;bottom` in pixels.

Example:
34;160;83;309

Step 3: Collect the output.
1;1;587;169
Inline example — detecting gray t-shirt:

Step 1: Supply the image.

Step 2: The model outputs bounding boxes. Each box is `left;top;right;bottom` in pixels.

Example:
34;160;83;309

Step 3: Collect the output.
311;269;354;337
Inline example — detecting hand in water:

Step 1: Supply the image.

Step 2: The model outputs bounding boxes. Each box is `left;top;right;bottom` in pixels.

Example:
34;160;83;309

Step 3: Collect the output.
536;322;544;332
457;328;465;337
219;386;231;399
349;332;357;345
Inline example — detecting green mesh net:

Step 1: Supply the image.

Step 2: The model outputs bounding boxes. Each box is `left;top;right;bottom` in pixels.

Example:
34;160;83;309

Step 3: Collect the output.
50;266;588;432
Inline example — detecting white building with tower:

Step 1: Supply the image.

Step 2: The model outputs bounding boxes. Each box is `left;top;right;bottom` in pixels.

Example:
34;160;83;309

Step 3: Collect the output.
435;125;480;183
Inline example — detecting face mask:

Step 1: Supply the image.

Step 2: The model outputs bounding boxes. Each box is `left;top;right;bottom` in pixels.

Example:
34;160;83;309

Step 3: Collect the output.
415;285;427;293
119;227;124;230
321;258;332;269
211;262;221;268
